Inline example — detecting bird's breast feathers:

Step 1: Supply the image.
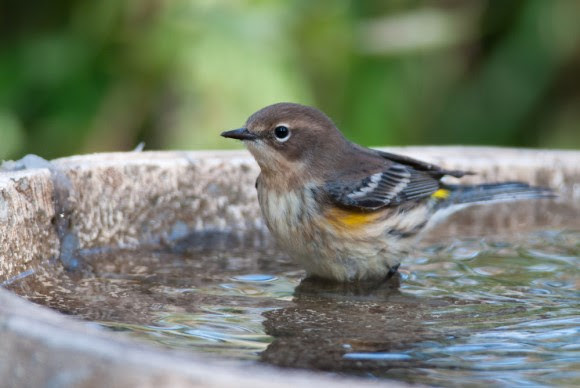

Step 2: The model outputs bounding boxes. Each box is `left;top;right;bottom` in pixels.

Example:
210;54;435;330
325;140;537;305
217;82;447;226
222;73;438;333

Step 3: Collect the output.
257;183;427;242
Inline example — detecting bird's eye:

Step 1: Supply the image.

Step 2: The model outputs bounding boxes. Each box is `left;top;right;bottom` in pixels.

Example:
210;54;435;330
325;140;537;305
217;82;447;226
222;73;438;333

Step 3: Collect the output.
274;125;290;142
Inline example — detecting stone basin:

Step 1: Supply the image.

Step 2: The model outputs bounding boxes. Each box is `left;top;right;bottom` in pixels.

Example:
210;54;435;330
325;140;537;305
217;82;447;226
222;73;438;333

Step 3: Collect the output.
0;147;578;387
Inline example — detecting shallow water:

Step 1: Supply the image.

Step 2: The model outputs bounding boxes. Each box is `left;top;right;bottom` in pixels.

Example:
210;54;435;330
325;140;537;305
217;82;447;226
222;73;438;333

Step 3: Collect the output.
7;229;580;387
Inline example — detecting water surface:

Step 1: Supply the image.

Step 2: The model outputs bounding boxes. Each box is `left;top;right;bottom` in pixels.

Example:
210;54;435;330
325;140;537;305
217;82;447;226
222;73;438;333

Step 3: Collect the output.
7;230;579;387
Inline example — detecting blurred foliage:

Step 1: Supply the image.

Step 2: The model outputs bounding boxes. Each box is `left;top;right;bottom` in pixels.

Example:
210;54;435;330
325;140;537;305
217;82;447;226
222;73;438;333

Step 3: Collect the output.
1;0;579;160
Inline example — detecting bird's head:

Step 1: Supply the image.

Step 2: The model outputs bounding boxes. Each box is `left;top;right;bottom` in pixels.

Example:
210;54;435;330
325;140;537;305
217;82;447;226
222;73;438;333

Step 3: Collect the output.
221;103;346;176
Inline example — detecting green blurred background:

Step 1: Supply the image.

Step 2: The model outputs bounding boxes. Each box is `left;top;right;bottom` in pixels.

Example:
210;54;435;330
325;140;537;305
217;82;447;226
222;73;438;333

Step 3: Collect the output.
1;0;579;160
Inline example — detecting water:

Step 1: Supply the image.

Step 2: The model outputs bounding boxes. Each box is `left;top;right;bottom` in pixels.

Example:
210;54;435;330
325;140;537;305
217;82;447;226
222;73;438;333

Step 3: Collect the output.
6;230;579;387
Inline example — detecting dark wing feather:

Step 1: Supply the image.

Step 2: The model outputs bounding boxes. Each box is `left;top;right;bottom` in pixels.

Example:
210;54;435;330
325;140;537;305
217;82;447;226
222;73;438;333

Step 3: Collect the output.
325;163;440;210
377;150;471;178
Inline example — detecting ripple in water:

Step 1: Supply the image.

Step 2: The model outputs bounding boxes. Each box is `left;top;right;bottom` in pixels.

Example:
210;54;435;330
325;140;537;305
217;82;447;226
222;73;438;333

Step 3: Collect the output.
6;230;580;387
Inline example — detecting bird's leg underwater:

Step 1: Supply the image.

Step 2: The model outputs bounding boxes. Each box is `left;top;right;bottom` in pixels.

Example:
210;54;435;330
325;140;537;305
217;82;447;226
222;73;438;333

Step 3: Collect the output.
385;263;401;280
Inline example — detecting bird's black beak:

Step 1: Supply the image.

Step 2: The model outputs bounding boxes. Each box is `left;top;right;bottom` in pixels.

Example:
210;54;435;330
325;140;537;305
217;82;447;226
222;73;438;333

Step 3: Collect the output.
220;128;257;141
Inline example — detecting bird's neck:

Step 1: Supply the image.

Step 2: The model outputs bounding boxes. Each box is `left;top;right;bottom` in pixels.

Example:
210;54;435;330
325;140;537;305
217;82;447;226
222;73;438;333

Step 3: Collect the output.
258;161;316;193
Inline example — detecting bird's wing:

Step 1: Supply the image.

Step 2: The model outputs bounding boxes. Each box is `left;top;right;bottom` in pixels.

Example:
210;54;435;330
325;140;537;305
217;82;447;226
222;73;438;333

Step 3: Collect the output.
376;150;470;178
324;163;442;210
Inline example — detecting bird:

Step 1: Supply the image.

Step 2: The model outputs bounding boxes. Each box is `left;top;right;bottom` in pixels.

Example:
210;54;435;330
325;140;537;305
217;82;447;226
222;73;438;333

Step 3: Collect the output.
221;102;554;283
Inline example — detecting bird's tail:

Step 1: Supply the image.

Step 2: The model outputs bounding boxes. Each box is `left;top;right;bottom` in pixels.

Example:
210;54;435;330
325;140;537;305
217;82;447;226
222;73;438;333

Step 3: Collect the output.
424;182;555;229
437;182;555;209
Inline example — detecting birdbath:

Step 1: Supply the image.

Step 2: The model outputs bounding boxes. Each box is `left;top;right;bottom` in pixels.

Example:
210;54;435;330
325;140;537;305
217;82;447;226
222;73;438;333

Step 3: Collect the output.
0;147;578;387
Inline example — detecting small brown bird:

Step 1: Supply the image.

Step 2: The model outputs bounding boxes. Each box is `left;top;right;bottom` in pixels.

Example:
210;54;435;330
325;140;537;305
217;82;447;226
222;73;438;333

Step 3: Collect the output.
222;103;553;282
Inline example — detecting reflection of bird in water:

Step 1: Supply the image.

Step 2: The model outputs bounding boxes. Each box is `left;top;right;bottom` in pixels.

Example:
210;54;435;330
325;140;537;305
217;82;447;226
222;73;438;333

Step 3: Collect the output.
294;273;402;299
260;276;455;375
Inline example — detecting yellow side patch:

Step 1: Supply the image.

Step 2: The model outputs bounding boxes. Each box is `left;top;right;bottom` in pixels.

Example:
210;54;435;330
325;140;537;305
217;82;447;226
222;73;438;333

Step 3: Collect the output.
431;188;451;200
326;208;382;229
